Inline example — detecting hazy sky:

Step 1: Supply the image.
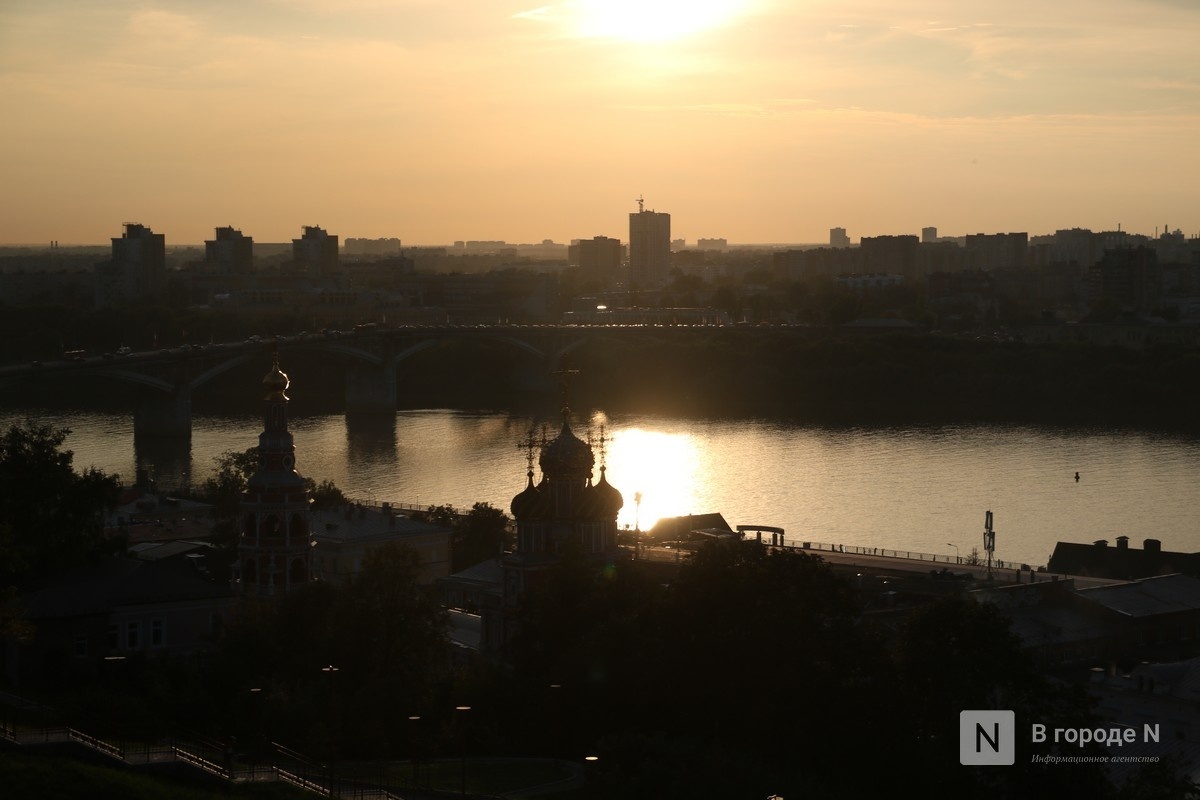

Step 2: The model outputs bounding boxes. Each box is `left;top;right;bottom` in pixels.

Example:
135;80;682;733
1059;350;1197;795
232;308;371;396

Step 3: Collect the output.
2;0;1198;245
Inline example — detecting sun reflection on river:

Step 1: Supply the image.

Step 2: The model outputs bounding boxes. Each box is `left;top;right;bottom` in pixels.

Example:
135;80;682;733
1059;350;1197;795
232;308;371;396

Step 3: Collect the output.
605;427;701;533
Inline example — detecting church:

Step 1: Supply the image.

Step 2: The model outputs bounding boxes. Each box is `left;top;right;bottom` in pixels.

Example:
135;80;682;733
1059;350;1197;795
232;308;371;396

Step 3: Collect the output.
236;353;313;596
442;388;628;653
236;352;451;597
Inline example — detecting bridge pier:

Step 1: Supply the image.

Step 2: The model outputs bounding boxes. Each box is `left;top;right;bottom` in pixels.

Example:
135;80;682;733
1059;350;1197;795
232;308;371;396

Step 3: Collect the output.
133;386;192;438
345;362;397;415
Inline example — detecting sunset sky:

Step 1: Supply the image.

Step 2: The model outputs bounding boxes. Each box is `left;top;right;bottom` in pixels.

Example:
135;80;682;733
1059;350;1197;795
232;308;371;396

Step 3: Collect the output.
2;0;1198;246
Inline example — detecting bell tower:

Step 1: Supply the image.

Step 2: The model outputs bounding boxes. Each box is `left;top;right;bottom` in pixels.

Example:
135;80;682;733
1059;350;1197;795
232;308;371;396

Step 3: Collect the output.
237;351;312;597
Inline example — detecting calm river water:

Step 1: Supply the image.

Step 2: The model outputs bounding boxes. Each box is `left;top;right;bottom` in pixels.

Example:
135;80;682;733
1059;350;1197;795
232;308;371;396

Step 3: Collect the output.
4;407;1200;568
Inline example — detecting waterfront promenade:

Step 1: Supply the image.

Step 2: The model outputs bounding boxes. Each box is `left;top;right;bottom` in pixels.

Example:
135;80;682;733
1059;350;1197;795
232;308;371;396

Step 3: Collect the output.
638;539;1124;589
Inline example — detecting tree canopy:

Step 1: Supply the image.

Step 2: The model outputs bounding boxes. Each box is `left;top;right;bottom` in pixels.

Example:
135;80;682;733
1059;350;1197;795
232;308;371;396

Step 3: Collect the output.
0;421;120;583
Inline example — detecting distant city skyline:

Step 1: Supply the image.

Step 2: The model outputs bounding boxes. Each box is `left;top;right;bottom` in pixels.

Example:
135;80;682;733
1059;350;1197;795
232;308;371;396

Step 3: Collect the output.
2;1;1198;246
2;218;1192;250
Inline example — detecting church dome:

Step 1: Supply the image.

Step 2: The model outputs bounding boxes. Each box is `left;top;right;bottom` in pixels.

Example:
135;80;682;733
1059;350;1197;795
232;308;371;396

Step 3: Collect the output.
591;466;624;518
539;421;594;480
511;472;549;520
262;355;289;401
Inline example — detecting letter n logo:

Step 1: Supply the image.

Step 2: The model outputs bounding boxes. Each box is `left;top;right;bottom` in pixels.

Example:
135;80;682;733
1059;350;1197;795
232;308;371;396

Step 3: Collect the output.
959;710;1015;765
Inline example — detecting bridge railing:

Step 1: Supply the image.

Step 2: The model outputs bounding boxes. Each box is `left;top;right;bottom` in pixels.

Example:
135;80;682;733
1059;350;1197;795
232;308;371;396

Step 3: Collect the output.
786;540;1034;571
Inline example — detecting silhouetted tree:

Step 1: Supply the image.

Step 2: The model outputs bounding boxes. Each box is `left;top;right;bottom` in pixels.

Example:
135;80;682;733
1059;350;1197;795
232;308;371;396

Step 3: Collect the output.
451;501;509;570
424;503;457;528
0;421;120;581
306;478;346;510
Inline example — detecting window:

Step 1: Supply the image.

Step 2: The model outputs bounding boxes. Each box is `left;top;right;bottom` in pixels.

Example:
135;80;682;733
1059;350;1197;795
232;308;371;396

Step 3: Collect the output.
74;635;88;659
107;624;119;651
126;621;141;650
151;620;164;648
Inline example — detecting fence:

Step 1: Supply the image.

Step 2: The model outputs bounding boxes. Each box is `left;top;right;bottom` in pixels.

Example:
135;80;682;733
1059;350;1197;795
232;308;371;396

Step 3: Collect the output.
785;540;1032;571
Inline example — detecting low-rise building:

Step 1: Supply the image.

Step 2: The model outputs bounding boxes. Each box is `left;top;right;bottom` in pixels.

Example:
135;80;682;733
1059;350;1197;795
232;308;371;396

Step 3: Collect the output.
3;543;236;685
311;502;451;586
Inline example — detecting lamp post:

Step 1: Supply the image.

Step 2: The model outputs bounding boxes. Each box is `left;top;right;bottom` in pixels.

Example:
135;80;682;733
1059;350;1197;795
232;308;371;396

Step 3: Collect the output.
947;543;959;564
407;715;421;788
583;754;599;790
248;687;263;767
547;684;562;759
455;705;471;797
319;665;339;785
634;492;643;558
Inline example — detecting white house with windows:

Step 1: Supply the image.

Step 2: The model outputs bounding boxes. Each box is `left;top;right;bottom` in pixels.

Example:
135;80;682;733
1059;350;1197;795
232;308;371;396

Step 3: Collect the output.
1;543;236;685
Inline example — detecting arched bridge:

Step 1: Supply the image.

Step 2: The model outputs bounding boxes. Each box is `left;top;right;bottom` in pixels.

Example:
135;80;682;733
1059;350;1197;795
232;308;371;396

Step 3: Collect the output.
0;324;743;436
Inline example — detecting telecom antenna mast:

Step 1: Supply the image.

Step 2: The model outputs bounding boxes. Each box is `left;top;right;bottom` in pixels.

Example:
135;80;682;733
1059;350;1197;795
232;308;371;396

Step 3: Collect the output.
983;510;996;581
635;195;645;213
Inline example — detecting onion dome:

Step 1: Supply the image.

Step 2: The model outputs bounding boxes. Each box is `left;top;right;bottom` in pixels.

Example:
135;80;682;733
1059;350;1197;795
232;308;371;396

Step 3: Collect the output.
539;421;594;480
574;475;601;520
511;471;549;520
592;465;624;518
262;354;289;401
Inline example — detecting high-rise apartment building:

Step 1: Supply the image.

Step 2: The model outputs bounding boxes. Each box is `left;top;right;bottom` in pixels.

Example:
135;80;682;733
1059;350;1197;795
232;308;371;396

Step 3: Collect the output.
292;225;340;282
629;200;671;288
860;234;919;278
830;227;851;248
965;232;1029;271
569;235;625;286
921;227;938;244
205;226;254;274
1089;246;1160;313
96;222;166;305
345;237;403;256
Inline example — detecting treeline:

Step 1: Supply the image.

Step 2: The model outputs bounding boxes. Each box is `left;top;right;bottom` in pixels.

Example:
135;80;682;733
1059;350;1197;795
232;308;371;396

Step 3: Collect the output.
401;332;1200;431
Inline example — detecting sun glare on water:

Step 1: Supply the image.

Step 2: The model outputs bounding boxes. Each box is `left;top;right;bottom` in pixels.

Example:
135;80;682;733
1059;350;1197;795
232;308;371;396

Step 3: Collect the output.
604;427;702;533
572;0;746;42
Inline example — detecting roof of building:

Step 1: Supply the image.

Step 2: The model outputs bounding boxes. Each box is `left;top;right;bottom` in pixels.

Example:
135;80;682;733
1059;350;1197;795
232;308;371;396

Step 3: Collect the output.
974;579;1112;648
106;489;216;543
1078;574;1200;618
1047;540;1200;581
648;513;732;540
443;557;504;589
312;504;450;545
126;540;210;560
111;489;213;518
20;549;234;619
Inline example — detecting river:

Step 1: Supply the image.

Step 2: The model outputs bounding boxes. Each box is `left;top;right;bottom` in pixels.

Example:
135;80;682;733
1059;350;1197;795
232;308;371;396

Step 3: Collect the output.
3;406;1199;567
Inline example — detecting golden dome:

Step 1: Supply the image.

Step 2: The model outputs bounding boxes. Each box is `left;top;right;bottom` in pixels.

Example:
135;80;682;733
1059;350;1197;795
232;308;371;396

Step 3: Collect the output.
262;353;289;401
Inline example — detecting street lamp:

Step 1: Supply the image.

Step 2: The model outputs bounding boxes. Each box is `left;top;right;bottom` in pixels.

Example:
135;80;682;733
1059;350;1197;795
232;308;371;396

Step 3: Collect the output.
947;543;959;564
407;715;421;787
455;705;471;797
547;684;563;758
634;492;643;559
319;665;340;773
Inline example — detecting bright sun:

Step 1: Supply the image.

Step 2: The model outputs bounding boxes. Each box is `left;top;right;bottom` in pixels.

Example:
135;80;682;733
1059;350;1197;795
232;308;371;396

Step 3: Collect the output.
572;0;745;43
